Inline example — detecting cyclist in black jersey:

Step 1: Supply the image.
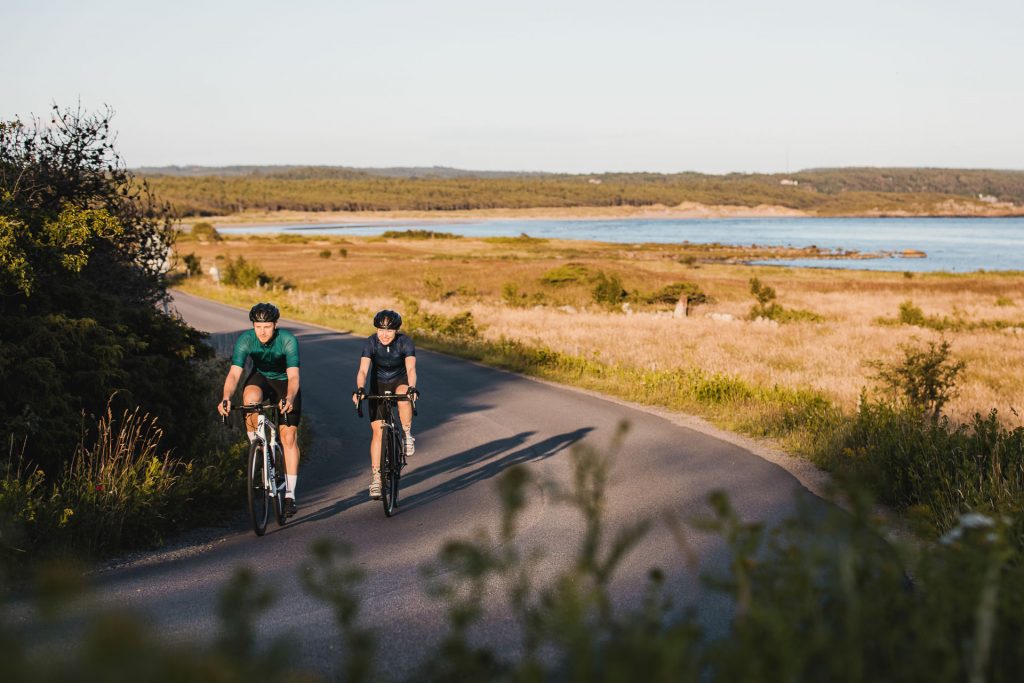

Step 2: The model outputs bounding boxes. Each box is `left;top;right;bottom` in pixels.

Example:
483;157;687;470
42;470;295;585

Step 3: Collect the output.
351;309;418;499
217;303;302;517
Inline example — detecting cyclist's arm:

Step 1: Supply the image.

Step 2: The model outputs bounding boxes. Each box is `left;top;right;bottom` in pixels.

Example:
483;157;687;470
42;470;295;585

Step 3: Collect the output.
355;357;371;390
219;364;244;414
405;356;417;390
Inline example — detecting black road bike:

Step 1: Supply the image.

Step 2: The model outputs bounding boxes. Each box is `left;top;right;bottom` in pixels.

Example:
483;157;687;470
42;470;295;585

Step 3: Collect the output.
224;401;290;536
356;391;417;516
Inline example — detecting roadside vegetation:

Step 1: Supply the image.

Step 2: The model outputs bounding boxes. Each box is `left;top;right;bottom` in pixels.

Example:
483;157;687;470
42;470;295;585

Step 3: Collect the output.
141;166;1024;217
7;432;1024;681
0;107;242;574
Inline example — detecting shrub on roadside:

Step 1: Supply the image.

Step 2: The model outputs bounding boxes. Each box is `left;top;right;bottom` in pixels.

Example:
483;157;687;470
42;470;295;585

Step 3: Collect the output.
868;339;965;420
182;253;202;277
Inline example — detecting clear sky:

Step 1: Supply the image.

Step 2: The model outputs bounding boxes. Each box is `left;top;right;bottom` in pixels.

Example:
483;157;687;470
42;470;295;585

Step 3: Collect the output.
4;0;1022;173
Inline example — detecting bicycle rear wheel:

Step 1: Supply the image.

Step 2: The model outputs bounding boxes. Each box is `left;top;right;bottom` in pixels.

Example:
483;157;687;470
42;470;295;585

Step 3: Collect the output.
272;444;287;526
381;429;398;517
248;440;270;536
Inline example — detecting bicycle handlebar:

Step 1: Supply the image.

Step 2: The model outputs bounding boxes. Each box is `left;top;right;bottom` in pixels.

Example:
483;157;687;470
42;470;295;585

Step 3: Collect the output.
355;392;418;419
221;400;295;427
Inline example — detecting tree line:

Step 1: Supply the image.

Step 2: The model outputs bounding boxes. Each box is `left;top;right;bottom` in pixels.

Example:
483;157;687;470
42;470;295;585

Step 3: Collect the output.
139;166;1024;217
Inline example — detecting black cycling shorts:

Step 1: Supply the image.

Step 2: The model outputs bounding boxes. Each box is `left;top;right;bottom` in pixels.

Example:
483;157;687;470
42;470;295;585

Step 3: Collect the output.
243;369;302;427
369;375;408;422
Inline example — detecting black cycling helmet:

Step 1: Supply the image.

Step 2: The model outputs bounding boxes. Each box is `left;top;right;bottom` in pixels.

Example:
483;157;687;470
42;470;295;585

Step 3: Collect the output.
373;309;402;330
249;302;280;323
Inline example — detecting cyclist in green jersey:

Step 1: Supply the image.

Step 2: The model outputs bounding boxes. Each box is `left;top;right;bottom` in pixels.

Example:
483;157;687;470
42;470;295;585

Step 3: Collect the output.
217;303;302;517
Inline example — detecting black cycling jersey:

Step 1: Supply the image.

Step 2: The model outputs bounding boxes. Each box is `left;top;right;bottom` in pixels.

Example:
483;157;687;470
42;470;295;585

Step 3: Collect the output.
361;333;415;383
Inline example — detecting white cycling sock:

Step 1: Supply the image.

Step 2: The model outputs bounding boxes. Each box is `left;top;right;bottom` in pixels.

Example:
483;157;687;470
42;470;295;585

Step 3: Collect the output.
246;431;256;443
286;475;297;499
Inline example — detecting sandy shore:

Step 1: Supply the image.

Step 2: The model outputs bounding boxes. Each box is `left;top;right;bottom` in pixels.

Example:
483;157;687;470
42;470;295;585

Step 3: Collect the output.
183;198;1023;228
185;202;812;227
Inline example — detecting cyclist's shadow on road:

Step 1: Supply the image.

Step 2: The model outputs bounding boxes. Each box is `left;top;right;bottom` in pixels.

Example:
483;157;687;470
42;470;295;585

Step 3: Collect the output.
293;426;593;525
399;426;593;512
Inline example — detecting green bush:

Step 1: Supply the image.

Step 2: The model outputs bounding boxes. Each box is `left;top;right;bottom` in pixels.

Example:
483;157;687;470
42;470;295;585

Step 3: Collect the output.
1;105;214;478
541;262;589;285
592;271;627;306
190;221;221;241
748;277;822;323
221;256;273;288
182;253;202;277
380;229;461;239
318;249;332;259
502;282;526;308
869;339;965;419
643;281;711;306
338;247;348;257
274;233;309;244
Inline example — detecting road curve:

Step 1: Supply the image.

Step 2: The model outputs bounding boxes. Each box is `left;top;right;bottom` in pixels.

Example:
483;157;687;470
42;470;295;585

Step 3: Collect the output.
79;291;831;677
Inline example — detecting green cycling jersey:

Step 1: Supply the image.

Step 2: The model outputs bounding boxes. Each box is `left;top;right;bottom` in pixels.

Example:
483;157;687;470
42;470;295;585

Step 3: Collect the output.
231;328;300;381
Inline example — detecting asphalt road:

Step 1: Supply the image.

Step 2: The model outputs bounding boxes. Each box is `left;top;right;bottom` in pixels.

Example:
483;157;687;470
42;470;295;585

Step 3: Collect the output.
65;292;832;677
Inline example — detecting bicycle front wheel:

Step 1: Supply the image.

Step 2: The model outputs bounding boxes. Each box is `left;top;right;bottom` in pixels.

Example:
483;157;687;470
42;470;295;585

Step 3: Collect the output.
248;440;270;536
381;430;398;517
272;444;287;526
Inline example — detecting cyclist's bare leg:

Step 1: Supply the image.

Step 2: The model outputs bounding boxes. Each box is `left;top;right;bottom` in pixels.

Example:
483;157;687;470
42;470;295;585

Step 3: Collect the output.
369;419;383;470
242;385;264;436
279;425;299;474
396;384;413;431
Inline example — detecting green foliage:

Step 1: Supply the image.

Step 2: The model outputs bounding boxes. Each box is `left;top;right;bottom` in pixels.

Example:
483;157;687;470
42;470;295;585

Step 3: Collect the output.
898;299;929;326
380;229;461;239
869;339;966;419
338;247;348;257
995;295;1014;307
221;256;274;288
0;106;240;568
642;281;711;306
274;233;309;243
501;282;534;308
484;233;548;245
406;306;480;340
748;277;822;323
189;221;221;241
318;249;331;259
182;252;202;276
541;262;589;285
591;271;627;306
880;300;1021;332
836;400;1024;536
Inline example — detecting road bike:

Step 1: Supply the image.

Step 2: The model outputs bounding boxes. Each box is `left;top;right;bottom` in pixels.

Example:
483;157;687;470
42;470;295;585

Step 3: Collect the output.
223;400;290;536
356;391;417;516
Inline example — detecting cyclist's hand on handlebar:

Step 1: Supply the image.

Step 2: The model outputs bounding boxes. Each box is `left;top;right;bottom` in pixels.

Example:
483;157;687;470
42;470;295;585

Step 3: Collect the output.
352;387;365;408
218;399;231;417
407;386;420;399
280;397;294;414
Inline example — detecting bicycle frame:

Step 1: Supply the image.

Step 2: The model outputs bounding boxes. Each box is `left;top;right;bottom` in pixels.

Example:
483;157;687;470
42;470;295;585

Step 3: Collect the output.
356;390;417;516
225;401;288;534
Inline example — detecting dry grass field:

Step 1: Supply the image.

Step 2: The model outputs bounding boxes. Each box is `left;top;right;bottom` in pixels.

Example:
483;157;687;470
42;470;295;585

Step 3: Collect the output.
174;230;1024;427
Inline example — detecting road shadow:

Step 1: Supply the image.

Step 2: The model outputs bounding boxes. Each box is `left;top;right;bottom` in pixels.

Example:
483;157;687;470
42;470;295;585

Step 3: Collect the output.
399;426;593;512
291;426;592;525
